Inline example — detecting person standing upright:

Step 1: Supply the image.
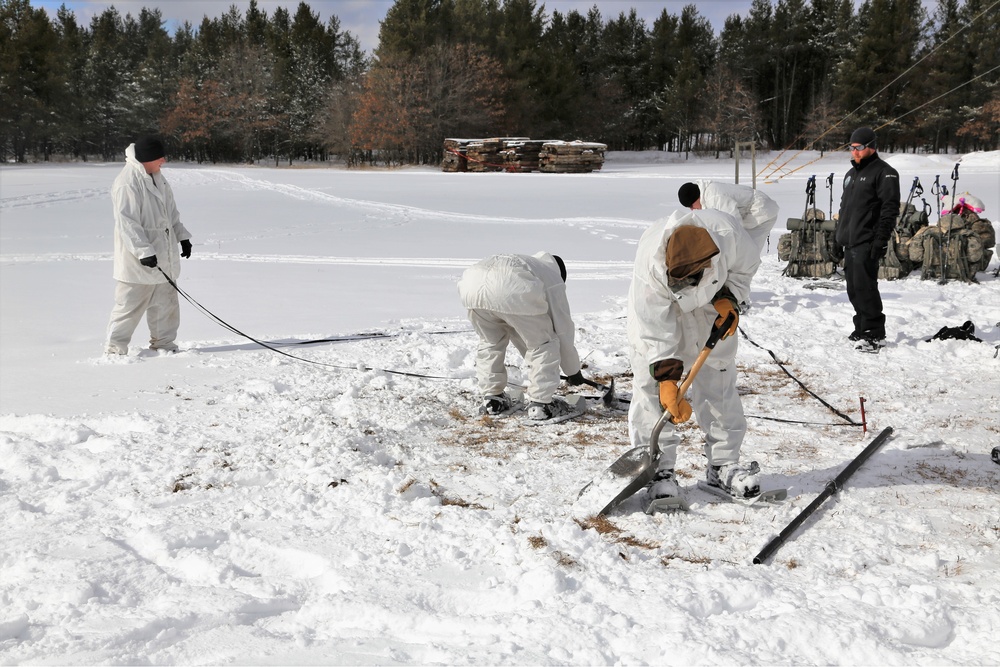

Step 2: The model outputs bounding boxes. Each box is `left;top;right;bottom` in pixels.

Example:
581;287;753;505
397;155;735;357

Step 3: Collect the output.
835;127;900;352
105;136;193;355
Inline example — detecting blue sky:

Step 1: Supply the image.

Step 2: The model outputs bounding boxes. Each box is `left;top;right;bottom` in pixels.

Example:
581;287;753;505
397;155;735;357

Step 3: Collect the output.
33;1;760;54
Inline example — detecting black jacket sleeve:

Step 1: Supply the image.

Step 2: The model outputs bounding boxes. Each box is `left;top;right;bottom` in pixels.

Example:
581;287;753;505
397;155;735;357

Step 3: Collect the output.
873;165;901;248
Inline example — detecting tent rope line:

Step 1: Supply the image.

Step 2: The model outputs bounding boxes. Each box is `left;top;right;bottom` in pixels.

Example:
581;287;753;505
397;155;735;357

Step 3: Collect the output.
157;267;461;380
738;326;864;427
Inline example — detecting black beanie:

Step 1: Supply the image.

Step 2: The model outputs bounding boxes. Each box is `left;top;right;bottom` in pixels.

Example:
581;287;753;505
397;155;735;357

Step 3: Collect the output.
134;135;165;162
849;127;877;148
552;255;567;282
678;182;700;208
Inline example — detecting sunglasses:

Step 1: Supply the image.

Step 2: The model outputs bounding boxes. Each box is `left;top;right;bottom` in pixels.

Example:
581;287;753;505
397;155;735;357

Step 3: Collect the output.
849;143;870;152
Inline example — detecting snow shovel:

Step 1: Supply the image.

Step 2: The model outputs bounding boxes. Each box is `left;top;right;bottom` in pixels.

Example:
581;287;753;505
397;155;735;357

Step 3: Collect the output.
575;313;736;516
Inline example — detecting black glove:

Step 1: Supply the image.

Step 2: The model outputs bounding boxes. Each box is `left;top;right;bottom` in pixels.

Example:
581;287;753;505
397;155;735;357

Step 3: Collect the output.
140;255;158;268
870;242;888;260
565;371;585;386
830;243;845;263
180;239;192;258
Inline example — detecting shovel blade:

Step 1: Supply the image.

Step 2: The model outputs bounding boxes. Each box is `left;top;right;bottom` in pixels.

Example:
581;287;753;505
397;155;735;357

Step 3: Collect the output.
575;446;656;517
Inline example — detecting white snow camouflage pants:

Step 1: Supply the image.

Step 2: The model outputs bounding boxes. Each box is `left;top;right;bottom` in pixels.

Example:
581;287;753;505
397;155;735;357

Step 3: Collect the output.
466;308;562;404
105;281;180;354
628;350;747;472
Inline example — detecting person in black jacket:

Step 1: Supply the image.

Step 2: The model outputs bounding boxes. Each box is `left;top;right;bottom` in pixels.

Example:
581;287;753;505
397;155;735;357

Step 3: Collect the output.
836;127;900;351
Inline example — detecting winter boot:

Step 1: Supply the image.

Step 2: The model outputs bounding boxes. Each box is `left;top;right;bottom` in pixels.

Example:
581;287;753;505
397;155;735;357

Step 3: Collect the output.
527;397;573;421
479;392;513;416
706;461;761;499
855;336;886;353
646;469;680;501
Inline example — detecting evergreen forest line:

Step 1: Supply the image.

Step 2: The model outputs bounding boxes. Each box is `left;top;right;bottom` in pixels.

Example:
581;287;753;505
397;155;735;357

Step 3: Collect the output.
1;0;997;166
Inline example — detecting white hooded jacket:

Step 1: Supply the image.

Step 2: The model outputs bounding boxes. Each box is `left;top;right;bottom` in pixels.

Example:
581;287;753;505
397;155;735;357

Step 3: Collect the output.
693;179;778;257
458;252;581;375
627;209;759;371
111;144;191;284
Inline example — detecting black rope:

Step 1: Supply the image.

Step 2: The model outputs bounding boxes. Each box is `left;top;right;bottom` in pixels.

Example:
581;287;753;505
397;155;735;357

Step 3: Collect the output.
746;415;860;427
738;325;863;426
158;268;461;381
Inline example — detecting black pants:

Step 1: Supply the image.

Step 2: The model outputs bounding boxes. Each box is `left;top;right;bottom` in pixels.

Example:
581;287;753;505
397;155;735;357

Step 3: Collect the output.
843;243;885;339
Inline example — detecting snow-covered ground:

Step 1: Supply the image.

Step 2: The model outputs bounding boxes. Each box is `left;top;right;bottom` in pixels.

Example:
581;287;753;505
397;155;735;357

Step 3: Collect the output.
1;149;998;665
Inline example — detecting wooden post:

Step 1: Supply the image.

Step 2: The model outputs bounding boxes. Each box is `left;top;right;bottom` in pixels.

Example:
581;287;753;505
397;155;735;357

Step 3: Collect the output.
735;141;757;188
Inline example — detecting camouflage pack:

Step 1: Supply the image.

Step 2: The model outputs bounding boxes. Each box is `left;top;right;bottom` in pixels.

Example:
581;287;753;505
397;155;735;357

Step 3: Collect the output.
778;208;842;278
878;202;929;280
907;216;994;282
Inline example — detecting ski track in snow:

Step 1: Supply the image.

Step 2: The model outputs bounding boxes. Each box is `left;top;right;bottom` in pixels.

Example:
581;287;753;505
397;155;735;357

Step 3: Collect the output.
0;254;634;282
1;152;998;665
0;167;648;229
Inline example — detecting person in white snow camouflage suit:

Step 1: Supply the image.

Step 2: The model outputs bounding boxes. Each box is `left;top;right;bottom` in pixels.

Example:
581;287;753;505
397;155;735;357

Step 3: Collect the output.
458;252;584;420
627;209;763;500
105;136;193;355
678;180;779;258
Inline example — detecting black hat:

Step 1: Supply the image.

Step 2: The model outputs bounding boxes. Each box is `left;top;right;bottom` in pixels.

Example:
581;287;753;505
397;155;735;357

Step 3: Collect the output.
134;135;165;162
678;182;700;208
849;127;877;148
552;255;567;281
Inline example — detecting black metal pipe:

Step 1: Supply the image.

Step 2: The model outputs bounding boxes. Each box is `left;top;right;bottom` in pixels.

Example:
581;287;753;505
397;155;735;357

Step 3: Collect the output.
753;426;894;565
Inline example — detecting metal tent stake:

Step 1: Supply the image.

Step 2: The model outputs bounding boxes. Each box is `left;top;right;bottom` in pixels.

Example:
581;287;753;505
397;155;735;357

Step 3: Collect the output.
859;396;867;434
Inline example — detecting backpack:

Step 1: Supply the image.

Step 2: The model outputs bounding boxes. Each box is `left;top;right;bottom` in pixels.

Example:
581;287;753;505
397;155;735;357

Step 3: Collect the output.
878;202;929;280
778;208;842;278
908;211;995;282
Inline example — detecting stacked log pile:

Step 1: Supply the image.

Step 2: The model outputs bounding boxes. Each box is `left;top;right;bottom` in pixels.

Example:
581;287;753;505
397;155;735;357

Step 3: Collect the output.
538;140;606;173
441;138;474;172
442;137;605;173
465;137;528;172
498;139;548;172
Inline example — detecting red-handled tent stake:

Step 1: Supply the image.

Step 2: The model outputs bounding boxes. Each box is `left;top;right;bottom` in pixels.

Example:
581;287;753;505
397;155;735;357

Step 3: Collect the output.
859;396;867;434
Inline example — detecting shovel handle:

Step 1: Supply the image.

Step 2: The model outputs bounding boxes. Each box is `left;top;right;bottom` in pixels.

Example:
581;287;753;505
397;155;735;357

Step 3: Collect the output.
678;311;736;396
650;312;737;456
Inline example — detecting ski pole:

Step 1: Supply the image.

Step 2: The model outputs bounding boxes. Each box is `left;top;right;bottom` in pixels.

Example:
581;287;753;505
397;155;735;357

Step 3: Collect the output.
950;163;959;211
826;173;834;220
931;177;944;281
896;177;923;245
939;184;950;284
904;177;921;214
804;175;819;268
804;174;816;219
753;426;894;565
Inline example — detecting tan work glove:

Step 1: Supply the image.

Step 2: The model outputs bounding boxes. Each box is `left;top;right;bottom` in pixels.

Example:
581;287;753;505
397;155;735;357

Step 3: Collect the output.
713;295;740;339
658;380;692;424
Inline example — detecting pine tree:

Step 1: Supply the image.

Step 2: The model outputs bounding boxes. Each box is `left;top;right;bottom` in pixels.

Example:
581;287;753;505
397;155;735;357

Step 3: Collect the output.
0;0;63;161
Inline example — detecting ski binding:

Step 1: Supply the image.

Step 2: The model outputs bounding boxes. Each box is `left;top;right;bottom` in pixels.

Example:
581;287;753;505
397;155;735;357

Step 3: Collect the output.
525;394;587;426
479;388;525;419
696;481;788;505
645;496;690;514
